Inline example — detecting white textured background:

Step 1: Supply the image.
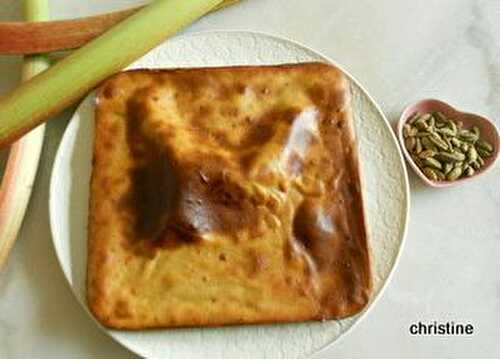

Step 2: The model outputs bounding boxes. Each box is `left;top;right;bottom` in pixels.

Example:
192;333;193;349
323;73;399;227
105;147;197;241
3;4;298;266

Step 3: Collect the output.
0;0;499;358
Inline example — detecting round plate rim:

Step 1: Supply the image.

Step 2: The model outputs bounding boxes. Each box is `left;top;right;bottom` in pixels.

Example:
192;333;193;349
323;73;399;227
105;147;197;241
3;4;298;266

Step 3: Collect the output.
49;29;410;358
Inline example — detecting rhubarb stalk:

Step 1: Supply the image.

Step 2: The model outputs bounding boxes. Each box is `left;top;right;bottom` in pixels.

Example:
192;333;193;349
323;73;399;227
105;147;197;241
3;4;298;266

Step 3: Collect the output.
0;0;240;55
0;0;224;148
0;0;50;270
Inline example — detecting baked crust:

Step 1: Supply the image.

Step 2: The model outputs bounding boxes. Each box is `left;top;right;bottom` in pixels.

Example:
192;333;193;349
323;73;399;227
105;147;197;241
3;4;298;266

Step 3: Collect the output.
87;62;372;329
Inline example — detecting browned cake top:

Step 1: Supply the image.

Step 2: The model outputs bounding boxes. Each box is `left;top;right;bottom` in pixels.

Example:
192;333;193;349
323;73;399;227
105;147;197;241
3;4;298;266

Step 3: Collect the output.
88;62;372;329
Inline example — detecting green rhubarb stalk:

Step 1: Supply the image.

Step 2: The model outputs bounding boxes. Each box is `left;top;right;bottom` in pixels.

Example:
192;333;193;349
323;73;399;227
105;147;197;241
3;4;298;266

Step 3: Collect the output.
0;0;223;148
0;0;50;269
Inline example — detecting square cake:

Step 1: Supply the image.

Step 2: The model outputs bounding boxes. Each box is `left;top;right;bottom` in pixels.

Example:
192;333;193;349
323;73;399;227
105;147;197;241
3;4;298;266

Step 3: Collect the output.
87;62;372;329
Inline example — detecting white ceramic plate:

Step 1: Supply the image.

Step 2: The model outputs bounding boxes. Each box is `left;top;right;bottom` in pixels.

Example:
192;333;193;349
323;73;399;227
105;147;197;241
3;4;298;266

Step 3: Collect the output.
50;31;409;359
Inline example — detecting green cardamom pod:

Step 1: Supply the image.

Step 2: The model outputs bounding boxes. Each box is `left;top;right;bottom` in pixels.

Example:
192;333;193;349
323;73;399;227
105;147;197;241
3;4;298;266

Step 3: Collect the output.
450;138;462;147
477;147;492;158
467;146;478;163
408;113;422;124
446;166;463;181
458;130;478;143
413;115;426;126
429;133;449;150
443;162;453;175
465;166;475;177
423;157;443;169
403;124;411;138
415;138;423;154
436;151;466;162
415;121;429;131
476;139;493;152
420;113;432;122
428;115;435;128
412;155;424;168
405;137;416;152
406;113;493;181
421;137;437;151
418;149;436;159
448;120;458;134
415;132;431;138
472;126;480;137
433;112;447;122
437;127;457;137
423;167;438;181
434;169;446;181
444;137;454;150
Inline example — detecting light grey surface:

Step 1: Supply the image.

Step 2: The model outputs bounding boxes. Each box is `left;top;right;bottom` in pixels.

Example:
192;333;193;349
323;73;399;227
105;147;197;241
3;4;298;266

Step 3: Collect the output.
0;0;499;358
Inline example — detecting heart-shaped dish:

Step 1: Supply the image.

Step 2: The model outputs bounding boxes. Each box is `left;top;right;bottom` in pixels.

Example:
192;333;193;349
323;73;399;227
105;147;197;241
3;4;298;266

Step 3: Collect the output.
397;99;499;188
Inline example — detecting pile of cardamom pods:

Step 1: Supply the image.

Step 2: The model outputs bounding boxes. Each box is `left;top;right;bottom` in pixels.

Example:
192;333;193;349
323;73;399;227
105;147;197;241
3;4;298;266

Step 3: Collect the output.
403;112;494;181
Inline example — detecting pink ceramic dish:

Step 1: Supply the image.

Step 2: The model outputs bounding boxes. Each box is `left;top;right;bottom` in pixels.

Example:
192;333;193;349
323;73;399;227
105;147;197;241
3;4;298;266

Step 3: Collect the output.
398;99;499;188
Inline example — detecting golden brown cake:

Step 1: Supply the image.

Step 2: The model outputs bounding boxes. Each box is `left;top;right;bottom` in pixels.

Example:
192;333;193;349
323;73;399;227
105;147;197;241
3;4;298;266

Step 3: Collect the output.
87;62;372;329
